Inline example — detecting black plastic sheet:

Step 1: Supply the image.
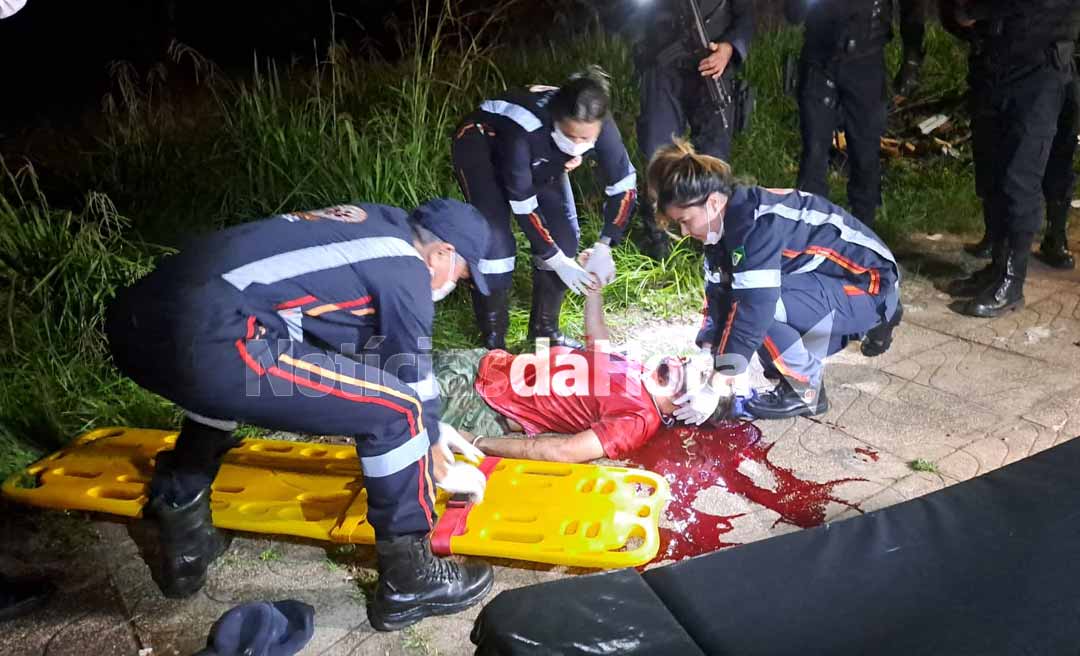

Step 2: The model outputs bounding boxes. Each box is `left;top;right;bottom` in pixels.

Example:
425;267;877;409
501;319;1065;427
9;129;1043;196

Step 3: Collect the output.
472;437;1080;655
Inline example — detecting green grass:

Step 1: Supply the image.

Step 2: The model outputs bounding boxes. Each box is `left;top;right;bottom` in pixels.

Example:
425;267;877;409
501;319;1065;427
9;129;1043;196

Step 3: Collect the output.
0;7;979;477
258;546;283;562
910;458;939;473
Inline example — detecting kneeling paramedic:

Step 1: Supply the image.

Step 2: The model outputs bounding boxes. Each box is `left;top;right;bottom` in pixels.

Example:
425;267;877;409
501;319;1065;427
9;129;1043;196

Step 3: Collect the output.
105;199;495;631
647;140;902;422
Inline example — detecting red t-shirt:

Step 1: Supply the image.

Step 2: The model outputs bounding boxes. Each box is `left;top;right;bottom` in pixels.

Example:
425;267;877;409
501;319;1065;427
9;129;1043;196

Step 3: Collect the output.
475;346;663;458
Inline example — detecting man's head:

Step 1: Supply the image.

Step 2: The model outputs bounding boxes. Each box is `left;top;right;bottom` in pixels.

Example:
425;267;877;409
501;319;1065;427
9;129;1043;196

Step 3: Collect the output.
646;356;689;425
410;199;492;300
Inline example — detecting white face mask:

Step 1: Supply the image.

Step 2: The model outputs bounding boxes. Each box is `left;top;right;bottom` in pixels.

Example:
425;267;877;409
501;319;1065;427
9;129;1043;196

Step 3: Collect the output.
551;126;595;157
0;0;28;18
704;204;724;245
431;252;458;302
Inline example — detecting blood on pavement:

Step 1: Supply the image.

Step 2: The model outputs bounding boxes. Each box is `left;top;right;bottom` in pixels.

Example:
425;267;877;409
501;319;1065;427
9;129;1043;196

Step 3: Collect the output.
627;421;864;563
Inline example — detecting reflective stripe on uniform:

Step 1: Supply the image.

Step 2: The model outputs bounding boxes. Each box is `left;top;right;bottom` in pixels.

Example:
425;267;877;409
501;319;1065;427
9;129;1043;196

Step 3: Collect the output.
222;237;421;291
277;306;304;342
774;297;788;323
754;202;897;270
479;100;542;132
605;171;637;196
509;195;539;214
361;429;431;477
479;256;516;274
732;269;782;289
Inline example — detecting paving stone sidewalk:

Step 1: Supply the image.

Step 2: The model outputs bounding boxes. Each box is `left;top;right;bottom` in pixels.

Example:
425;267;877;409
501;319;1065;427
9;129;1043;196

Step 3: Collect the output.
3;234;1078;656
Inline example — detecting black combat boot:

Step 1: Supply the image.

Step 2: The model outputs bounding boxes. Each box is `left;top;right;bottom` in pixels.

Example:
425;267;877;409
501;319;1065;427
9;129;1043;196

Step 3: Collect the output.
471;287;510;350
861;303;904;357
893;56;923;100
367;535;494;632
527;270;582;350
947;239;1003;297
1038;200;1075;270
963;238;1029;318
745;378;829;420
141;487;231;598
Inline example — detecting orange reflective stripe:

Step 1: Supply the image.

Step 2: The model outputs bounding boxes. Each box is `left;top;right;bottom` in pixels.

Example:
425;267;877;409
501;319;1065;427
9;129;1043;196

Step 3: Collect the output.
529;212;555;244
762;337;810;384
717;301;739;354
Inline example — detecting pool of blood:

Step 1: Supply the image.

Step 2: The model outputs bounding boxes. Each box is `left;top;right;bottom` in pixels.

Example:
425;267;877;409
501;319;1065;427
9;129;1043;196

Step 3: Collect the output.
627;421;864;563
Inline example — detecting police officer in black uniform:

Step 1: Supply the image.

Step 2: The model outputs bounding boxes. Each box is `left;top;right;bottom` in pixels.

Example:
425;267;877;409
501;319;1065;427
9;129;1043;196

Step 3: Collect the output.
894;0;929;99
786;0;893;229
632;0;754;260
946;1;1080;316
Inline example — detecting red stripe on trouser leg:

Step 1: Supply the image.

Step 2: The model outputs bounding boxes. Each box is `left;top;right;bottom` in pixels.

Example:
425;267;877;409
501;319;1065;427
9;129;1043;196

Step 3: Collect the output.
417;455;433;530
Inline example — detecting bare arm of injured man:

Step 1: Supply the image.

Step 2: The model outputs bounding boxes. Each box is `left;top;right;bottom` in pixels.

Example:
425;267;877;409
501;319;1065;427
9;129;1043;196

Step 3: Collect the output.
469;260;608;464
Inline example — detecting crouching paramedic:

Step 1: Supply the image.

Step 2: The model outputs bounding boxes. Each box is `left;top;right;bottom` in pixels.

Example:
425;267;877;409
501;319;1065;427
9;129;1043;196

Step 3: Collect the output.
434;249;692;464
647;140;902;422
105;199;495;631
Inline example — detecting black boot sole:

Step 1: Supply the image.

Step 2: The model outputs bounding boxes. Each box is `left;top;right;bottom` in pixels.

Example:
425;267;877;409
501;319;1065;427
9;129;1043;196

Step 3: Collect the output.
964;297;1025;318
749;400;830;421
367;575;494;632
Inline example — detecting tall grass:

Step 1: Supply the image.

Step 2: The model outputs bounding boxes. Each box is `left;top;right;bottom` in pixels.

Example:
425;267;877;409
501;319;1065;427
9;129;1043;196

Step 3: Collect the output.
0;9;980;478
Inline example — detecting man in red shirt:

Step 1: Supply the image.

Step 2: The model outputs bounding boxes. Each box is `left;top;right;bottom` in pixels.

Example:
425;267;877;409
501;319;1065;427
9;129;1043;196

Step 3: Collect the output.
459;264;691;463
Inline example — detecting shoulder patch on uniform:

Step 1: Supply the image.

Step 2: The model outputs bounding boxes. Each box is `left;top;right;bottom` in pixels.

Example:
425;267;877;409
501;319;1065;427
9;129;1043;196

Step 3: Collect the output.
285;205;368;224
731;246;746;267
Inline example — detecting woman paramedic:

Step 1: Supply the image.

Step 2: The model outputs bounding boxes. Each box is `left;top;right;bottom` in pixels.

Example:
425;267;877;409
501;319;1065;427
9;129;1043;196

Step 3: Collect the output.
646;140;904;423
452;66;638;350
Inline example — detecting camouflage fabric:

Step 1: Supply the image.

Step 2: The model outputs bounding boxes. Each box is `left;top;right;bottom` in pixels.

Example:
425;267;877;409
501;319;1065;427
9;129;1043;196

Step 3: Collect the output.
433;349;507;437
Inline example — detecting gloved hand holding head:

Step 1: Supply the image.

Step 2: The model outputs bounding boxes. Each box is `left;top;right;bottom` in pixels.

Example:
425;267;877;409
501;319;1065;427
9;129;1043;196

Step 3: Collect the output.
410;199;492;301
549;65;610;158
646;138;735;245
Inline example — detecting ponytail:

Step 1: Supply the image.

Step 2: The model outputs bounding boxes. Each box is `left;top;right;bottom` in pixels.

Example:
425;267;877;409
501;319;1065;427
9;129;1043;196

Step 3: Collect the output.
646;138;735;227
549;65;611;123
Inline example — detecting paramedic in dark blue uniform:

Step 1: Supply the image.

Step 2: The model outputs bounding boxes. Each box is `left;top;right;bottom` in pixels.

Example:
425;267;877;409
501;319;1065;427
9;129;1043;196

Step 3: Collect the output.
452;66;638;350
105;199;494;631
786;0;893;228
647;140;902;422
631;0;754;260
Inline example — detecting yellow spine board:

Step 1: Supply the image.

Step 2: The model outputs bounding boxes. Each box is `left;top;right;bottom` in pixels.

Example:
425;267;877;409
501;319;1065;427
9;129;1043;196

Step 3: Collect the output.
2;428;669;569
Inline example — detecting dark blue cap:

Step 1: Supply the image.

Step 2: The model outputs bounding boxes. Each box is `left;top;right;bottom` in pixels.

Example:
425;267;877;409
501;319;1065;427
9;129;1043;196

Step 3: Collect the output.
410;198;492;295
196;600;315;656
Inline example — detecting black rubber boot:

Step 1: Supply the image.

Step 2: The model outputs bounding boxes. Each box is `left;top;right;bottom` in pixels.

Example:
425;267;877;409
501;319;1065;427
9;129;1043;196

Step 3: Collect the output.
141;487;231;598
744;379;829;420
1038;200;1075;270
963;241;1028;318
0;575;56;621
471;287;510;350
861;303;904;357
367;535;494;632
527;270;582;350
633;212;671;261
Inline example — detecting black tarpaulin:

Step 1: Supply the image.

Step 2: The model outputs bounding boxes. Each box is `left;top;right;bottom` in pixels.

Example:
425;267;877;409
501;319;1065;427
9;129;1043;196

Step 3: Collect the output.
471;437;1080;656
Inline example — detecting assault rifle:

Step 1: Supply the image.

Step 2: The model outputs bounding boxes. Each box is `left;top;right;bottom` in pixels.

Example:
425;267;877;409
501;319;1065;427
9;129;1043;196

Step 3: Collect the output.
685;0;732;129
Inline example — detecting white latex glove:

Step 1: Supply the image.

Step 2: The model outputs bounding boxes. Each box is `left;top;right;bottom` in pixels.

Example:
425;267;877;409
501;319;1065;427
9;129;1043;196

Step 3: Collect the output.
437;422;483;465
673;382;724;426
436;462;487;503
544;250;595;295
584;241;616;286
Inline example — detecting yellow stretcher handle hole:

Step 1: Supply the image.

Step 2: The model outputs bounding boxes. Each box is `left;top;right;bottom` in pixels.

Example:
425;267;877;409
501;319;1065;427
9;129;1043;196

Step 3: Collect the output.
52;469;101;480
490;532;544;544
87;486;143;501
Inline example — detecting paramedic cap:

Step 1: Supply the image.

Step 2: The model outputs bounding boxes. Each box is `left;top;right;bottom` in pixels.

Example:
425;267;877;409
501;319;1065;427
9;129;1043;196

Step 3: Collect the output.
411;198;492;295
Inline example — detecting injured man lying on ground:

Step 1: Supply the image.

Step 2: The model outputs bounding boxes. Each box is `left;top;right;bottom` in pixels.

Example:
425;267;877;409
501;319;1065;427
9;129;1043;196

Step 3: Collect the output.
435;267;713;464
